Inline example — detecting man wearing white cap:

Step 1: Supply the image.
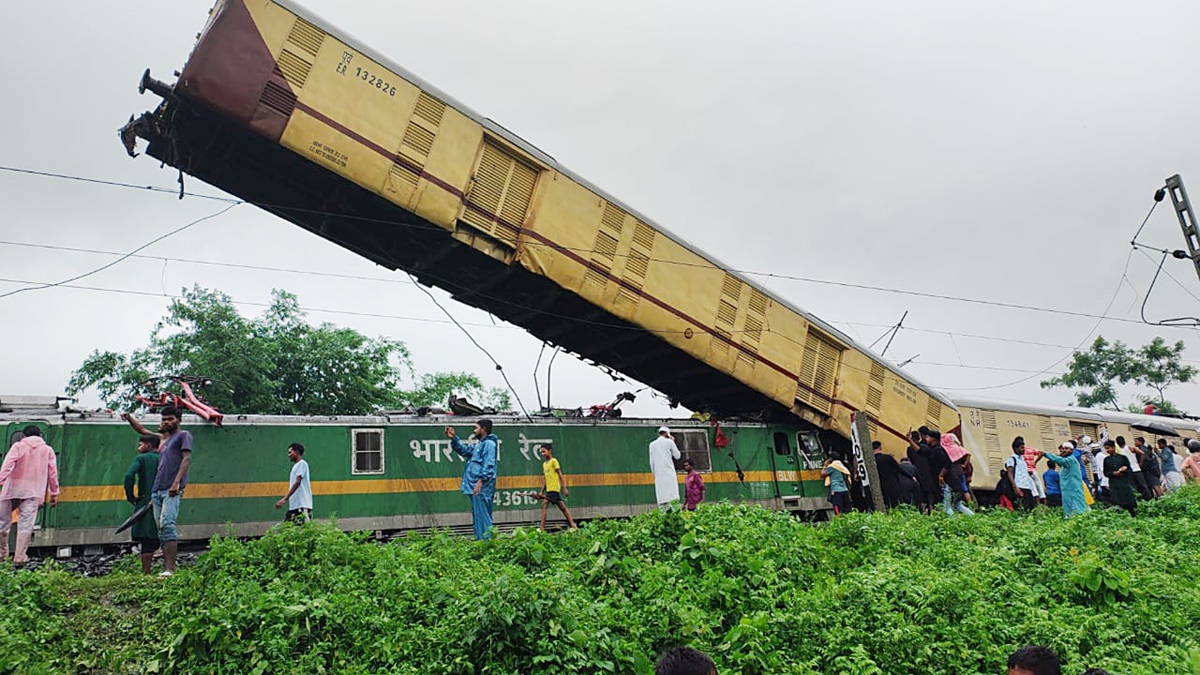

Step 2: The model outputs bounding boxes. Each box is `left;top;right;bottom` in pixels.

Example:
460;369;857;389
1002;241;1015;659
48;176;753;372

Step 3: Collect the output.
649;426;682;506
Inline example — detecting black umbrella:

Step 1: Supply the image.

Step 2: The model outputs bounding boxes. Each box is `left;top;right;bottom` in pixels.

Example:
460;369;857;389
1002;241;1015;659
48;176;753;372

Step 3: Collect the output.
1131;420;1181;437
115;502;153;534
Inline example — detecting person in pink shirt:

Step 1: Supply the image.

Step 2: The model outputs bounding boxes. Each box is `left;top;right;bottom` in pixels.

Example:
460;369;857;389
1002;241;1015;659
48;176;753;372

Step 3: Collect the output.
683;459;705;511
0;426;60;566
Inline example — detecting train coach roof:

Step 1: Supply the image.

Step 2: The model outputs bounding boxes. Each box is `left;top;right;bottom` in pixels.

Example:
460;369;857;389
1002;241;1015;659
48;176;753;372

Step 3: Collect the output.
953;396;1200;433
264;0;955;411
0;407;784;428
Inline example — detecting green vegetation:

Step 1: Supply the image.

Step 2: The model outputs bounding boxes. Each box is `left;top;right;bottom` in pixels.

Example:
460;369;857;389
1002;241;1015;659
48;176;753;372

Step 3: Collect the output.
65;286;510;415
1040;335;1196;414
4;491;1200;674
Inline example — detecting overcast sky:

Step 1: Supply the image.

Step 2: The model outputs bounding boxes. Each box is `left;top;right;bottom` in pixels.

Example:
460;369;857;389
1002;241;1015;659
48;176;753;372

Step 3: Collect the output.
4;1;1200;419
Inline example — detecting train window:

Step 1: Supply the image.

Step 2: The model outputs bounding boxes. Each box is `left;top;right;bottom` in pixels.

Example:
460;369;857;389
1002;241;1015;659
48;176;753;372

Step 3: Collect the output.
8;430;24;446
352;429;385;475
672;430;711;472
773;432;791;456
1069;421;1099;441
795;431;824;469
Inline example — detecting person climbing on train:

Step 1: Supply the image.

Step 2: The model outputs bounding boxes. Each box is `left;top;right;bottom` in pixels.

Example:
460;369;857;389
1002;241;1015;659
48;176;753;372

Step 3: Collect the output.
536;443;576;530
871;441;903;509
1037;443;1090;518
0;426;59;567
275;443;312;524
822;452;852;516
446;419;498;540
937;432;973;517
682;458;706;511
649;426;681;507
1102;440;1137;517
123;407;192;576
123;434;160;574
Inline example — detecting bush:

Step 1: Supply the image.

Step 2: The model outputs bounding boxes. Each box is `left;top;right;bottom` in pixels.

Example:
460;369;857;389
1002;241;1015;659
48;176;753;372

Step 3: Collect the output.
4;488;1200;674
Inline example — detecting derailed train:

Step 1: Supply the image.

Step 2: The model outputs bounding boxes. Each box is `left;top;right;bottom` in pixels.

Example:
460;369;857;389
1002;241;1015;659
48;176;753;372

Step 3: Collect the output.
4;394;1196;552
10;1;1196;551
120;0;961;461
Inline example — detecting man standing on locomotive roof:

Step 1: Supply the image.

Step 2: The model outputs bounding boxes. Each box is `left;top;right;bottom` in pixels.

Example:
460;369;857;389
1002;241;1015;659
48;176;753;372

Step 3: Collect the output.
122;407;192;576
446;419;499;540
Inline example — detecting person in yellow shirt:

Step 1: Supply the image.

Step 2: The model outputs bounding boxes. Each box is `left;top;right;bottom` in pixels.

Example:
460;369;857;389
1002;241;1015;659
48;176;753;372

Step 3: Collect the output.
536;443;577;531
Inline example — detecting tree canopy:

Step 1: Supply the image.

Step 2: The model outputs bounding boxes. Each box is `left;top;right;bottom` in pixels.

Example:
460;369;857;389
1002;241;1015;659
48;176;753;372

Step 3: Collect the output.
1040;336;1196;413
66;286;509;415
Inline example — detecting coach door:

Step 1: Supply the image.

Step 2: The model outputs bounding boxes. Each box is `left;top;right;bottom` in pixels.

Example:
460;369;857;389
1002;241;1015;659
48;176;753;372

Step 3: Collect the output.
4;422;55;532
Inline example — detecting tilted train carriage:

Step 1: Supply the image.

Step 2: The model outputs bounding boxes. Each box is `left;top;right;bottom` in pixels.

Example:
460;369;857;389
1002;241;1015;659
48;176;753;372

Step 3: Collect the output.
121;0;960;462
4;399;829;552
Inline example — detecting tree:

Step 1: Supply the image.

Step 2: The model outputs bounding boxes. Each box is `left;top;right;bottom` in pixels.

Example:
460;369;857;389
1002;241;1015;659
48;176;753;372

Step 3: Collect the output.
1132;337;1197;409
1040;335;1195;413
66;286;510;415
401;372;512;411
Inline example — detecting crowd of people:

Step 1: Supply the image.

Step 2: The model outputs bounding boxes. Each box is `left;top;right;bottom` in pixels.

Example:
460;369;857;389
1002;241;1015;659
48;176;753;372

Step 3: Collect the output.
823;425;1200;518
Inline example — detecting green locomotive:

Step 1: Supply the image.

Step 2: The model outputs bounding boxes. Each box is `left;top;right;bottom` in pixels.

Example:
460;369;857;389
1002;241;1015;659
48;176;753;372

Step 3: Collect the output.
3;398;831;553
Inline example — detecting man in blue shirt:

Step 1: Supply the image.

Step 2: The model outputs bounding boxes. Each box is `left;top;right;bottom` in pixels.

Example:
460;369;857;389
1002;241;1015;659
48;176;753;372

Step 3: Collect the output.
1042;465;1062;507
446;419;499;540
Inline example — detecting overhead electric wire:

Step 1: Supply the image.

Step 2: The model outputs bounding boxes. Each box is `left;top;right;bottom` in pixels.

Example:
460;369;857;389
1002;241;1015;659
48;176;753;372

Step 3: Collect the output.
937;219;1143;392
0;240;410;286
405;272;532;421
0;202;239;300
0;164;1157;326
0;166;239;203
0;276;506;329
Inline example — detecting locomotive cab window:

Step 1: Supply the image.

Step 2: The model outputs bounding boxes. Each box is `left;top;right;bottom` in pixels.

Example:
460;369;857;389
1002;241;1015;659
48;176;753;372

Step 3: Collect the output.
796;431;824;469
352;429;385;475
673;430;711;472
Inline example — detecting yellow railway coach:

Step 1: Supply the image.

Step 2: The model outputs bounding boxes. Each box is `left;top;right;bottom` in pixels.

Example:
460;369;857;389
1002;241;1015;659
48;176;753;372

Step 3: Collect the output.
952;396;1200;486
122;0;959;456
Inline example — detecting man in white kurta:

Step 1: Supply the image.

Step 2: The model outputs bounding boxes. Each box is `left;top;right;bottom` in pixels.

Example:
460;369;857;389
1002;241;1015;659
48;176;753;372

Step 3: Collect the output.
649;426;682;505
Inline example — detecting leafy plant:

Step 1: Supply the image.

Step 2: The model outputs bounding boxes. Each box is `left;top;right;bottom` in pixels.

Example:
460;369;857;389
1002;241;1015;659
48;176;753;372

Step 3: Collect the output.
4;489;1200;674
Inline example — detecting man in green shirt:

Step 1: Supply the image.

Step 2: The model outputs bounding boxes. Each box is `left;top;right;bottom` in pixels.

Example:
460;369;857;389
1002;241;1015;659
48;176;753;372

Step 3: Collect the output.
123;435;160;575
